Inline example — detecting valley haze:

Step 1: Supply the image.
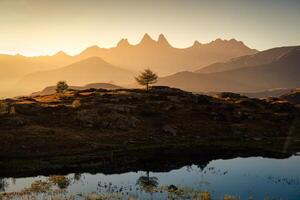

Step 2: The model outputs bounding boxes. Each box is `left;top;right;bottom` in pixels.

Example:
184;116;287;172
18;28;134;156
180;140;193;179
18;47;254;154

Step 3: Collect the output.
0;33;260;97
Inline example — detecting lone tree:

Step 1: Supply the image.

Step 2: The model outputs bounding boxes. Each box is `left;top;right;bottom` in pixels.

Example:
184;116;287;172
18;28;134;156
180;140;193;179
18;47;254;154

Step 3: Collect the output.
56;81;69;94
135;69;158;90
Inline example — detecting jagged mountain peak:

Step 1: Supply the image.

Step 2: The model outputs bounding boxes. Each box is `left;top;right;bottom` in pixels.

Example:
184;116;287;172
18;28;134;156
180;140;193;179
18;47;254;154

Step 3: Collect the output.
15;53;25;58
79;45;102;57
157;34;172;47
138;33;156;45
229;38;238;42
117;38;130;47
85;45;101;51
53;51;69;57
76;56;110;65
158;34;168;43
210;38;244;45
193;40;202;47
211;38;227;43
228;39;245;45
142;33;153;40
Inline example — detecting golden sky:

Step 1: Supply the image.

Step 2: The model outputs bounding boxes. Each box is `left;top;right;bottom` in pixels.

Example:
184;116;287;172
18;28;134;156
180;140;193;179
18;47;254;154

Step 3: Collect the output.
0;0;299;56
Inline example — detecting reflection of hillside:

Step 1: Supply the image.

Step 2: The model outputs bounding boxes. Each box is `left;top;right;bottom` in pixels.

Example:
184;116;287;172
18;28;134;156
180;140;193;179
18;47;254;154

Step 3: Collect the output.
0;146;292;179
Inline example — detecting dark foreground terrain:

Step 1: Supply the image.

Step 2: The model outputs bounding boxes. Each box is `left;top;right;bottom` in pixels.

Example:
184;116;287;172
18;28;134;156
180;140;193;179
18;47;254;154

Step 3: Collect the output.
0;86;300;177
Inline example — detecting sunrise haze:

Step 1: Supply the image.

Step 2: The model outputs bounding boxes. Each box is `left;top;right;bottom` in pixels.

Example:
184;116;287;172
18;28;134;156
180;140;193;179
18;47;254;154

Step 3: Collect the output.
0;0;299;56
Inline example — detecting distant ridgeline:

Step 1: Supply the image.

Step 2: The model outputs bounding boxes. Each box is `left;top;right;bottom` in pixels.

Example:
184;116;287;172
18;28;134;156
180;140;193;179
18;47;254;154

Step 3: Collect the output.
158;46;300;93
0;34;257;97
1;34;300;97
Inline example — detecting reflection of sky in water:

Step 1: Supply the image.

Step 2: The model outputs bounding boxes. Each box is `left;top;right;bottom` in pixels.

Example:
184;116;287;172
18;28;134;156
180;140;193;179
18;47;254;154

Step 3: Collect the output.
2;155;300;199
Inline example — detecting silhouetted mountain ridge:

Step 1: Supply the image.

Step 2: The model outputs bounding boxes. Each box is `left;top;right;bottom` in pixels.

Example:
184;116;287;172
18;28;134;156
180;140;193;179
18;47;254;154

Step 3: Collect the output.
280;89;300;105
0;55;55;87
158;46;300;92
76;33;257;74
32;82;122;96
157;71;258;92
18;57;134;93
196;46;299;73
0;33;257;97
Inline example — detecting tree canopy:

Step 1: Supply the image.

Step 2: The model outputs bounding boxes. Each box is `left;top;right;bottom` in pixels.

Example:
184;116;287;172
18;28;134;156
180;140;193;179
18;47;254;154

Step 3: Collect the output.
56;81;69;93
135;69;158;90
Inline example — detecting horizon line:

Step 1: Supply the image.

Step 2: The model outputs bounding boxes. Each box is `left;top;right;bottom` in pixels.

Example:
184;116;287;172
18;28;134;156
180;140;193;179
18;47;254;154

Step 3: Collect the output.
0;33;256;57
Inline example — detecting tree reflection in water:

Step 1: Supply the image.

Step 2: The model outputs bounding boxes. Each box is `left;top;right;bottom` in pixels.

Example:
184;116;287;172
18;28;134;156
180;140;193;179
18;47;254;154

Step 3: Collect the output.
0;178;8;192
73;173;82;184
136;171;159;193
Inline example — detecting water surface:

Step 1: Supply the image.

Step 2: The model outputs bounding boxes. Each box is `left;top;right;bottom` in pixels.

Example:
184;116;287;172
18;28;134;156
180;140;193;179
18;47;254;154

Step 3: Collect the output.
1;155;300;199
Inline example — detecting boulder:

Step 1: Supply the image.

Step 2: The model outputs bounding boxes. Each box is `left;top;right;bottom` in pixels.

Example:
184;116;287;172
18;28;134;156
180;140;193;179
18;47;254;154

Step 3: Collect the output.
235;99;260;108
76;109;140;130
216;92;246;99
281;91;300;105
1;116;26;126
163;124;177;136
167;96;180;103
101;112;140;130
268;101;296;113
14;103;42;115
0;102;9;114
196;95;211;104
168;184;178;191
151;86;188;96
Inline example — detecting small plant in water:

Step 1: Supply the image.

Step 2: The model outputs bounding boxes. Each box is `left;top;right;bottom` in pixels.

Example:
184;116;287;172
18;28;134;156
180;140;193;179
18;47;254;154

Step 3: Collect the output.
223;194;240;200
22;180;51;193
199;191;211;200
48;175;71;189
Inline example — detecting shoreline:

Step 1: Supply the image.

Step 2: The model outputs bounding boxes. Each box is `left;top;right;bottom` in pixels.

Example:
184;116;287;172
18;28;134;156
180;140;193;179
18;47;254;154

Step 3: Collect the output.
0;139;298;178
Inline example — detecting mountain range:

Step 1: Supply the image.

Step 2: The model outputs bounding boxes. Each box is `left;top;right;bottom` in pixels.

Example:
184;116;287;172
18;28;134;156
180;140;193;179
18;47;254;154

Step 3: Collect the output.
158;46;300;92
75;34;258;75
196;46;298;73
0;55;55;88
27;33;257;75
18;57;134;92
0;34;299;97
0;33;258;96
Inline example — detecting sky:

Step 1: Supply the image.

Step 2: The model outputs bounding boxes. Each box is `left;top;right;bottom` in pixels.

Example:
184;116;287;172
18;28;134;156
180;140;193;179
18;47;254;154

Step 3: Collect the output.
0;0;299;56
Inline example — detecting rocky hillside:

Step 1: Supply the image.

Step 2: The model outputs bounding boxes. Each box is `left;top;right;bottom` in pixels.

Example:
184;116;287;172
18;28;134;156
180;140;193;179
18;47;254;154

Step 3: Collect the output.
0;86;299;175
281;89;300;105
0;87;298;148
